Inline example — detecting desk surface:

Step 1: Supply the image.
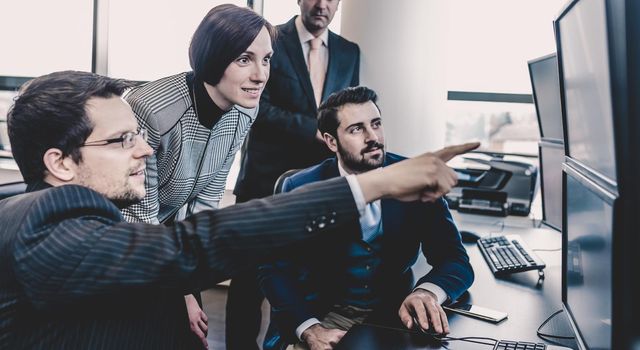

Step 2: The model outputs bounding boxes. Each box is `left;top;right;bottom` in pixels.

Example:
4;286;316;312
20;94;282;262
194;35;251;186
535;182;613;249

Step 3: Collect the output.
336;214;577;349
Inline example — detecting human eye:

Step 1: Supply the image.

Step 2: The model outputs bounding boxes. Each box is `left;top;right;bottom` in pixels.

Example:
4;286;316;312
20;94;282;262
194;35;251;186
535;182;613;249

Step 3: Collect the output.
121;132;136;147
349;126;362;134
372;120;382;128
263;55;272;65
236;55;250;65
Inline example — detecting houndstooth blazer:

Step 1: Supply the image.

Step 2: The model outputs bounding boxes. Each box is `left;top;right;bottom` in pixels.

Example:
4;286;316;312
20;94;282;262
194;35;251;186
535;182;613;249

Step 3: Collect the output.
121;72;257;223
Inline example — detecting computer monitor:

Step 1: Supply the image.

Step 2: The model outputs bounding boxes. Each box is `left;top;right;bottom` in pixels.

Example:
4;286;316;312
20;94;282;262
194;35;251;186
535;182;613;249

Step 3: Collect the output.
555;0;640;349
538;141;563;231
562;163;615;350
528;53;564;141
555;0;616;182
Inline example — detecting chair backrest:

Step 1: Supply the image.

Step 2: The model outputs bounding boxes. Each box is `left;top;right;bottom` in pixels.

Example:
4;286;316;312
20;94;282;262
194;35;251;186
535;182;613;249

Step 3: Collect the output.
0;181;27;200
273;168;303;194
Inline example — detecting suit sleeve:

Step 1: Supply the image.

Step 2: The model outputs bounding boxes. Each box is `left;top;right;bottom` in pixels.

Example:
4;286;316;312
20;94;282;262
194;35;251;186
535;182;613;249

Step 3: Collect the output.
415;199;474;302
12;178;359;310
257;175;322;342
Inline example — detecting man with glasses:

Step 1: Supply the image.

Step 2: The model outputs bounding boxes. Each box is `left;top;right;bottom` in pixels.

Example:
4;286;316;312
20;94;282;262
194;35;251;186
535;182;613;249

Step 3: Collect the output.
0;70;477;349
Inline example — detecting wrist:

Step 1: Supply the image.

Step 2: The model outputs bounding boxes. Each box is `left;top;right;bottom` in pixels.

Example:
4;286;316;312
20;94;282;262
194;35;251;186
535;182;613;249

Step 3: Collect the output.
356;168;386;203
301;324;323;342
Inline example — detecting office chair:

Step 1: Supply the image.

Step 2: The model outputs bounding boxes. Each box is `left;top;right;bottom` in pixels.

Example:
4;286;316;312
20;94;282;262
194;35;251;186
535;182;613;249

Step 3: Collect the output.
273;169;302;194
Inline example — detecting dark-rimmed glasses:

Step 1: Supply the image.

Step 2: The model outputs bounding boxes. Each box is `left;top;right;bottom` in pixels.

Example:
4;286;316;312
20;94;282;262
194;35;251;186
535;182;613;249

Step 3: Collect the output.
81;129;148;149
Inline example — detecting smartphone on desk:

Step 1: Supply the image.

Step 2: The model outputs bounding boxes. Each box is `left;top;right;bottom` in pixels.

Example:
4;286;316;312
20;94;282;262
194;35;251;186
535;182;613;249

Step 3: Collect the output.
443;303;508;323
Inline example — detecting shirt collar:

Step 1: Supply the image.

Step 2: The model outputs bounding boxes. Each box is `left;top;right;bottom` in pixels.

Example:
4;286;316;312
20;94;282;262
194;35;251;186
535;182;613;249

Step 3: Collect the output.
295;15;329;48
337;159;351;177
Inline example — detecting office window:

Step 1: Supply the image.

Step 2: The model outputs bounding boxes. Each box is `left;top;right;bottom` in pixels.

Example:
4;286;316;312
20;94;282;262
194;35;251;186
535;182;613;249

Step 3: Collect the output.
443;0;564;156
262;0;341;34
107;0;246;81
446;99;538;155
0;0;93;76
0;91;17;151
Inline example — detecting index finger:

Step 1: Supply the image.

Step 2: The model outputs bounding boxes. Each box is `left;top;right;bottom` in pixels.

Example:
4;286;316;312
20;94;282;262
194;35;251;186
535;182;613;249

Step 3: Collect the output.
433;142;481;162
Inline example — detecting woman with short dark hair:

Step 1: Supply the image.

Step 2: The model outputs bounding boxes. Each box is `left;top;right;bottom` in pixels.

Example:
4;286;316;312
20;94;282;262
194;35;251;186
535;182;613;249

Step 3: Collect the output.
120;4;275;348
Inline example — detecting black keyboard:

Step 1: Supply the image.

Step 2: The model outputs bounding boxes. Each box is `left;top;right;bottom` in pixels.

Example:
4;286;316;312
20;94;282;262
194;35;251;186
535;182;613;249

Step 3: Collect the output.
477;234;545;276
494;340;547;349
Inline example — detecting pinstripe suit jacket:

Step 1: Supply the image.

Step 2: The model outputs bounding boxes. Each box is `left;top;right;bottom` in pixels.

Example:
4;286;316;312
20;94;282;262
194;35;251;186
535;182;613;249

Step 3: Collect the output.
0;178;359;349
121;72;257;224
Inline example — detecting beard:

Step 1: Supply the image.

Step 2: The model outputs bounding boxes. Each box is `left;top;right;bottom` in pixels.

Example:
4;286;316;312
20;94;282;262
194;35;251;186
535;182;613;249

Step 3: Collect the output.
108;188;145;209
337;140;385;173
76;166;146;208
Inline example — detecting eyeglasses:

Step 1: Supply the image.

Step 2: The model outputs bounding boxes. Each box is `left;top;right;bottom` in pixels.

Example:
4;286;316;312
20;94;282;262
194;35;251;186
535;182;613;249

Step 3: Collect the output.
81;129;148;149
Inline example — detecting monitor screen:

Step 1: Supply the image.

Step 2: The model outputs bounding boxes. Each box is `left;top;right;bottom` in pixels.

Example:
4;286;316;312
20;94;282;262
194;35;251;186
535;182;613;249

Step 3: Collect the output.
556;0;616;181
529;54;564;141
564;167;614;350
539;142;563;231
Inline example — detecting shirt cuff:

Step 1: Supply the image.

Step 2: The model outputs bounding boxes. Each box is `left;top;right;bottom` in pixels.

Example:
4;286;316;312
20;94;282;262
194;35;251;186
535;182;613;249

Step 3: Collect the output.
296;318;322;341
345;174;366;216
413;283;448;305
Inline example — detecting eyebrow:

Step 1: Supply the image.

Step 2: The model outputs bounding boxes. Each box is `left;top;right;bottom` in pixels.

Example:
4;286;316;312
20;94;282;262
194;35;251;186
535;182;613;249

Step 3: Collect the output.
346;117;382;130
242;49;274;57
101;127;137;140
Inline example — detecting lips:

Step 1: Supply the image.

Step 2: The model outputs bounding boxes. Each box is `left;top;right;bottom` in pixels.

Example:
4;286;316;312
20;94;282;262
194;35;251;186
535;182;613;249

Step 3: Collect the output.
130;167;145;177
242;87;262;97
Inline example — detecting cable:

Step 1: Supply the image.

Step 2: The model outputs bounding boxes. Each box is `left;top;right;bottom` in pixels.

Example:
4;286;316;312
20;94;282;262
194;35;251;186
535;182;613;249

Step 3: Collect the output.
446;336;498;346
536;309;576;346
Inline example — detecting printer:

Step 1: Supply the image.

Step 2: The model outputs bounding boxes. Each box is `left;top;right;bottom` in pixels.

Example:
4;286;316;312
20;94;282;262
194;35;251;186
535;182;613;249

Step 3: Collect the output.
445;155;538;216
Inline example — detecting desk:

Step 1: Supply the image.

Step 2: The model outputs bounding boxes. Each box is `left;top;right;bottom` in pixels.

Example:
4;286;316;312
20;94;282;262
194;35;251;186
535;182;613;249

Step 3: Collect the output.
335;213;577;349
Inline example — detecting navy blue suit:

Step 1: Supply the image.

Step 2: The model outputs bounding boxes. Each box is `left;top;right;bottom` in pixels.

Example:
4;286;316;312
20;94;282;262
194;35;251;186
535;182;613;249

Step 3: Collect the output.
258;154;474;349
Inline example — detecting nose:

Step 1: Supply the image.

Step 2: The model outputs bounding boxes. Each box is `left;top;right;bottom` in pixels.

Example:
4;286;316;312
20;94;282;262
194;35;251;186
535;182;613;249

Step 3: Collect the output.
133;137;154;158
251;62;269;84
315;0;328;9
364;126;380;142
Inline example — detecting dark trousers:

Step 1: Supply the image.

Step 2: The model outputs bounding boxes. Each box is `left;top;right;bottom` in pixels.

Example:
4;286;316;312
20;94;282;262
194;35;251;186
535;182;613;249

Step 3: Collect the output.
225;194;266;350
225;272;264;350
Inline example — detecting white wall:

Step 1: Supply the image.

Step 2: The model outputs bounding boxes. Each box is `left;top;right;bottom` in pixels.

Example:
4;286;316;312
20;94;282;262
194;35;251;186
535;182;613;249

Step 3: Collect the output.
340;0;449;157
340;0;565;157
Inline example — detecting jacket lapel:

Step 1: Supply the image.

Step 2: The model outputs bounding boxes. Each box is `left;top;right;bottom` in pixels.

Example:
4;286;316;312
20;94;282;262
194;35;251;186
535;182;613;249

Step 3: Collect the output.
323;31;342;102
280;17;317;108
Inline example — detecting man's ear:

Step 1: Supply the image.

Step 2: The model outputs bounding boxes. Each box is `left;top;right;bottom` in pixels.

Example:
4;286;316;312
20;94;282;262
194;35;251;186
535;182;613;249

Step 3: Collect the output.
42;148;77;182
323;132;339;153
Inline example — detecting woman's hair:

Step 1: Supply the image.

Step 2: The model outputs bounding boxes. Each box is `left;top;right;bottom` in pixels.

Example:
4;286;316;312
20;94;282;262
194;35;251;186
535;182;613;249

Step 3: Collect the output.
189;4;276;85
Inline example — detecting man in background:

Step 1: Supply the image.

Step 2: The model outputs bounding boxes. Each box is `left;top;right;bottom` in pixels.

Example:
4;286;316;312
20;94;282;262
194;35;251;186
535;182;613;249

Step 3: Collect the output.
259;87;474;350
231;1;360;348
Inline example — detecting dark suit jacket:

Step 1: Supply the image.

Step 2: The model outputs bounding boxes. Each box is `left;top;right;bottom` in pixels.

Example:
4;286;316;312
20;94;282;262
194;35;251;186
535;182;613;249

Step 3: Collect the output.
258;154;474;349
234;16;360;200
0;178;359;349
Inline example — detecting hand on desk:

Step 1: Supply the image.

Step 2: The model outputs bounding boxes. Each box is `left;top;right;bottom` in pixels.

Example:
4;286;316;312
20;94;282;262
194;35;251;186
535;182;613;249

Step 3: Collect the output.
398;289;450;335
301;324;346;350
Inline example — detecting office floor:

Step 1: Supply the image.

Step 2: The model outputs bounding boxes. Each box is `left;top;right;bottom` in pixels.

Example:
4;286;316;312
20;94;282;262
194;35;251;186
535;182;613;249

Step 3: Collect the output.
201;286;270;350
202;190;269;350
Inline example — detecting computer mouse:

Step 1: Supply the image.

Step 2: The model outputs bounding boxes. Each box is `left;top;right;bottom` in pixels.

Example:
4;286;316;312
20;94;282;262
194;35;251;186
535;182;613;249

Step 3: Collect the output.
411;317;446;340
459;230;481;243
